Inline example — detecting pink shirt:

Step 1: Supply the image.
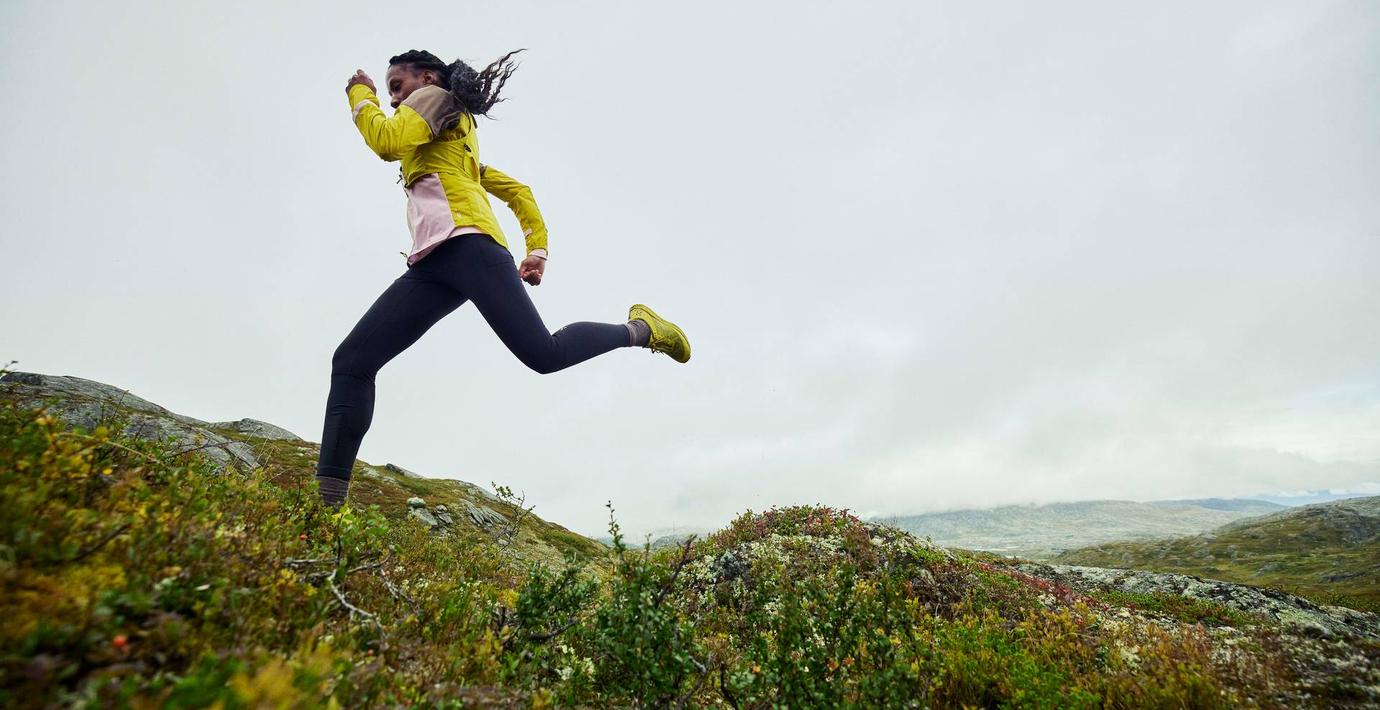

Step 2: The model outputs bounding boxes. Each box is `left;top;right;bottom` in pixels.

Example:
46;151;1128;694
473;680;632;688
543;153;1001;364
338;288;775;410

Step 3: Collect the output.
404;174;484;266
402;173;548;267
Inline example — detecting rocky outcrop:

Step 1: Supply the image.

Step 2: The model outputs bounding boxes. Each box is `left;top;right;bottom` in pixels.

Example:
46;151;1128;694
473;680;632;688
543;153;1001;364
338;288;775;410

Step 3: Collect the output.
404;495;507;533
1;371;261;475
407;497;448;529
464;501;507;530
211;418;302;442
1013;561;1380;706
1014;562;1380;640
384;463;424;479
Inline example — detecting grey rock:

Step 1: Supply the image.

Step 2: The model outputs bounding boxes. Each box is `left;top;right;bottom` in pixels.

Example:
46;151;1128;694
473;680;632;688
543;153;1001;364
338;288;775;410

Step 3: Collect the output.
407;497;426;509
409;507;440;528
1;371;192;427
0;371;259;474
711;549;752;584
211;418;302;441
464;501;507;530
385;463;423;479
456;480;506;505
1;372;43;386
1013;562;1380;640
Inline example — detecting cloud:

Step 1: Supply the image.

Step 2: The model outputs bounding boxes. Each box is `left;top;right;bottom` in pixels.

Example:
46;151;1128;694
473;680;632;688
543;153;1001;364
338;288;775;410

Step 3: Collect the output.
1;0;1376;538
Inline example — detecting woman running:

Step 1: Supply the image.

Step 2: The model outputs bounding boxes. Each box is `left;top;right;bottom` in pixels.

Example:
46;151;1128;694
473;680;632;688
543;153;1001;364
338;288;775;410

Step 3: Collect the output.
314;49;690;508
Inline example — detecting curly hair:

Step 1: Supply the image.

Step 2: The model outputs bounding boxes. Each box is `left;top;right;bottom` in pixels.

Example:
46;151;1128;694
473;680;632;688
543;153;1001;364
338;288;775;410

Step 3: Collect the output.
388;48;526;119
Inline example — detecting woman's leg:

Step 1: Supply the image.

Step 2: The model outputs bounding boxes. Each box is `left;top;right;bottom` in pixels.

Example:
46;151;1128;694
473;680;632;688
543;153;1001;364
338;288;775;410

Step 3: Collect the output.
433;234;632;374
316;268;467;502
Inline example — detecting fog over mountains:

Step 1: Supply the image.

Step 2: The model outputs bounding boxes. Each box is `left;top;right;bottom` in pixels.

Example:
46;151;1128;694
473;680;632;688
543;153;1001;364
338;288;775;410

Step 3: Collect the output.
874;498;1290;560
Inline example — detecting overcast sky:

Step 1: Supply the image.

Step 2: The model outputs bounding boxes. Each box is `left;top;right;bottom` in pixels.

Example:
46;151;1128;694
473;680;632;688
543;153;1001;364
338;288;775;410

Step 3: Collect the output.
2;0;1377;538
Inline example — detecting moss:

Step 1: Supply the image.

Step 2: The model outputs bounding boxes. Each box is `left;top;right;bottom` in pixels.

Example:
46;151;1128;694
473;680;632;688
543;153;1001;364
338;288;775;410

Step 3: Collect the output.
538;525;606;561
1090;589;1267;628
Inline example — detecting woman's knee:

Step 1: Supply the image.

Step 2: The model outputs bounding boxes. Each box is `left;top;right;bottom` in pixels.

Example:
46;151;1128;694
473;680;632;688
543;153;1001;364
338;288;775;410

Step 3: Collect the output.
498;331;563;374
331;340;379;378
519;353;561;375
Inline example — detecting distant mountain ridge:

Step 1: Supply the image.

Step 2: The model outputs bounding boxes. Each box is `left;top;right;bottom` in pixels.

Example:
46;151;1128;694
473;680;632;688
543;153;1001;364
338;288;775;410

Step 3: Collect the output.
1146;497;1291;513
1251;489;1380;507
1215;496;1380;539
874;498;1286;560
1055;495;1380;609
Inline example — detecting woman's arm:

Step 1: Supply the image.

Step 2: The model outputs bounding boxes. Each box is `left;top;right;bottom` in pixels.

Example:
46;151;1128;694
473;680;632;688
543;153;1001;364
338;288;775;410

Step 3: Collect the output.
479;164;549;257
346;76;433;162
480;164;549;286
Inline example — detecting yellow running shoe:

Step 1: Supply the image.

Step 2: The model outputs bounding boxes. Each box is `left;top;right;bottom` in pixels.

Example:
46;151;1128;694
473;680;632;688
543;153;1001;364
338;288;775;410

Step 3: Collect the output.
629;303;691;363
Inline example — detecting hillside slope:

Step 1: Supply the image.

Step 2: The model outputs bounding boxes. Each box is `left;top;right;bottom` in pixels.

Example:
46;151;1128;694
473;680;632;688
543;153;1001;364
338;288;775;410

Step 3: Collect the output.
876;498;1285;560
0;371;604;568
1054;496;1380;611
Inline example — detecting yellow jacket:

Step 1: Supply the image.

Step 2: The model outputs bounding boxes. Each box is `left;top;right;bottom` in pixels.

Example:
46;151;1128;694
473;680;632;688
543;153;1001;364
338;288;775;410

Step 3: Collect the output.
347;83;548;256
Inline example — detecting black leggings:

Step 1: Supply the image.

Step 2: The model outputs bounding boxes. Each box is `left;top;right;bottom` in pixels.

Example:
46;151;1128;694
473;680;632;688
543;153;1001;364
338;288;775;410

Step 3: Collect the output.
315;233;630;481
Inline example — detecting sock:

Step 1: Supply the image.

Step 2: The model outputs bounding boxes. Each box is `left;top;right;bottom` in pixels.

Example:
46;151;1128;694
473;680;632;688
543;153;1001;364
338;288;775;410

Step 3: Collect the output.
316;475;350;509
625;319;651;347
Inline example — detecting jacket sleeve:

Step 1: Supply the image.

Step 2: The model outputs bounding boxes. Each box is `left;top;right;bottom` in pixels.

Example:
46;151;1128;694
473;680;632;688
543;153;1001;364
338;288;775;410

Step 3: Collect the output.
347;84;433;162
480;163;549;255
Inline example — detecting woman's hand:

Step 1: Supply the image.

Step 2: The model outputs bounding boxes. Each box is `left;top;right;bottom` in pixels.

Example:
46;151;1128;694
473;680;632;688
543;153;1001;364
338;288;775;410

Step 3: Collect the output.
346;69;376;94
518;255;546;286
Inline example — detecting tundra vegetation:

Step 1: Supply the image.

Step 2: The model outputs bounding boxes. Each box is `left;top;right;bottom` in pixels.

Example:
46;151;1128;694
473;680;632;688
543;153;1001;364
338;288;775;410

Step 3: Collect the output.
1;389;1377;707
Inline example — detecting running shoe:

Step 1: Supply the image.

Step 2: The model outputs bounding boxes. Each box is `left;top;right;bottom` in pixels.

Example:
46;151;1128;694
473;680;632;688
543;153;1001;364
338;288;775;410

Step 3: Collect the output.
629;303;691;363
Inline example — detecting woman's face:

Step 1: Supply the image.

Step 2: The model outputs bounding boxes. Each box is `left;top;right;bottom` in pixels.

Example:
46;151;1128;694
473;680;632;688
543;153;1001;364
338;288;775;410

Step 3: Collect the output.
385;65;438;109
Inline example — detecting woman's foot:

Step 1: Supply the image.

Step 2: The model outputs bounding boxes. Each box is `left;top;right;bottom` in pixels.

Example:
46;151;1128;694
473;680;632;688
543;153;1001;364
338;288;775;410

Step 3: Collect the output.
628;303;691;363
